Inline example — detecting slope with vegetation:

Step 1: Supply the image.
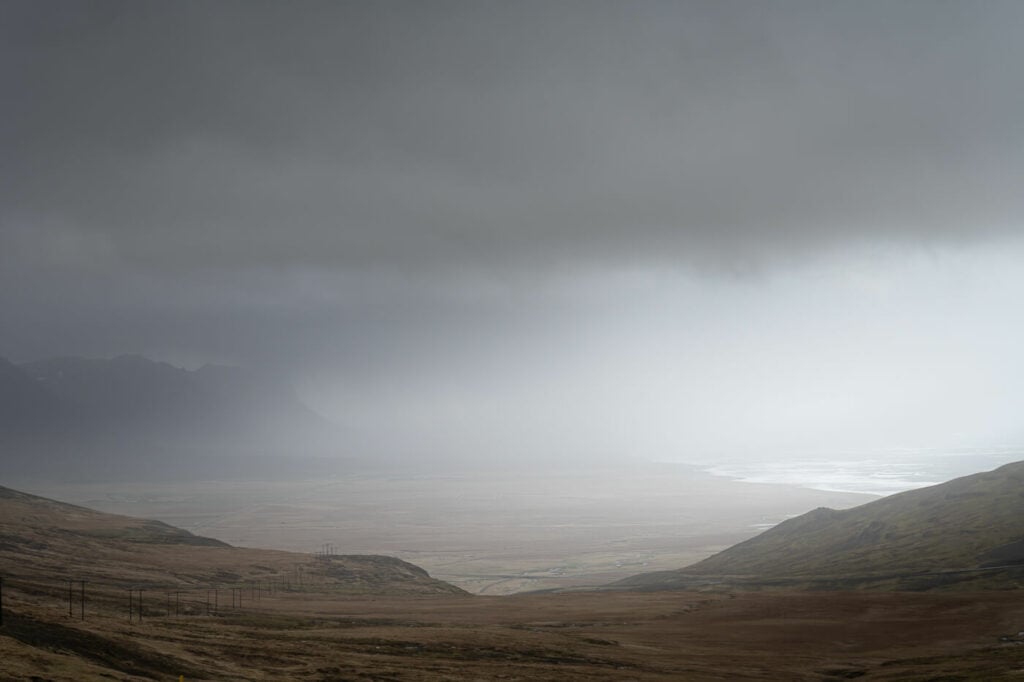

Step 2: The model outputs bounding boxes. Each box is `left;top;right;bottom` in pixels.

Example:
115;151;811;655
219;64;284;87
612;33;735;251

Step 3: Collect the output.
615;460;1024;591
0;484;465;596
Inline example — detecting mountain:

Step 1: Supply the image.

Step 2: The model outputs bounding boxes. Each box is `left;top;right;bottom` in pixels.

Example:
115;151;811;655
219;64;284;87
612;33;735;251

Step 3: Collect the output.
1;354;346;480
19;354;334;444
0;356;74;435
614;460;1024;591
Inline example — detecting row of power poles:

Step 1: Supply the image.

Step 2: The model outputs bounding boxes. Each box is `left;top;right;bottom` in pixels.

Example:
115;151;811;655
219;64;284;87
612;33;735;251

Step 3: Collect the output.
0;576;301;626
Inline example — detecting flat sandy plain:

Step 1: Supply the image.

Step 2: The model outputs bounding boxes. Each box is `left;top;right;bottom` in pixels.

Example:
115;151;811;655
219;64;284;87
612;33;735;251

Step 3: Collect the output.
22;464;872;593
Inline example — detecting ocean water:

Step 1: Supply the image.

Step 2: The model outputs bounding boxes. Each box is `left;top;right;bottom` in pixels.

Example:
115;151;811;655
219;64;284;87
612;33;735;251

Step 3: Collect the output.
691;448;1024;497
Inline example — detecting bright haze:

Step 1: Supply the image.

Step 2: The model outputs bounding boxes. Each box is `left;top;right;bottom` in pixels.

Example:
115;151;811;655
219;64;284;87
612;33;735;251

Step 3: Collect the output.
3;1;1024;468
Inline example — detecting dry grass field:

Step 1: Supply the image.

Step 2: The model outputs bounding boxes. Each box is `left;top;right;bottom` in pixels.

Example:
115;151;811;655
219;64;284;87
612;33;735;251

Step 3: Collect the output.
4;581;1024;680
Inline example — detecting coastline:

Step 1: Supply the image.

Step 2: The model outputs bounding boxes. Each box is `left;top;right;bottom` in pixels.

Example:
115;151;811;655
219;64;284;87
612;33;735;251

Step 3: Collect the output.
677;447;1024;497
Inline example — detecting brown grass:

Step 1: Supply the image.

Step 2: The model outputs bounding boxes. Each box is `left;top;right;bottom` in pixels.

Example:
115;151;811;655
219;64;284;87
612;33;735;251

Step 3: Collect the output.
4;584;1024;680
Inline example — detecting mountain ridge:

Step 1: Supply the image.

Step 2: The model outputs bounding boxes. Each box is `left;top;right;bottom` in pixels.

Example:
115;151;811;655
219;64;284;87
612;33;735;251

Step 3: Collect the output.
1;354;347;481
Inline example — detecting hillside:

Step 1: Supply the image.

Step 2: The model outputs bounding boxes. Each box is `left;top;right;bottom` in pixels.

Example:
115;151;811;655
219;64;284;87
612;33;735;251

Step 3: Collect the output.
0;484;465;597
614;460;1024;591
0;484;228;549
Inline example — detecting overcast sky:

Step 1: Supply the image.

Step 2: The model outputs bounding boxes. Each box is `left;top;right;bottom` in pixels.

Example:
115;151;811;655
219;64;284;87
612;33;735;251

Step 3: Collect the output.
3;1;1024;463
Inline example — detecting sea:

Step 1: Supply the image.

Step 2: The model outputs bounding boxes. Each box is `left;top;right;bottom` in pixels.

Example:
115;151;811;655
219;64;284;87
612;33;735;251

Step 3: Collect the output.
678;447;1024;497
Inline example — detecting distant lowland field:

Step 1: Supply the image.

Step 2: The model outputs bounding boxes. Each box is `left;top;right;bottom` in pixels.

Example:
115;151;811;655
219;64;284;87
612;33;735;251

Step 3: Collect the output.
20;464;875;594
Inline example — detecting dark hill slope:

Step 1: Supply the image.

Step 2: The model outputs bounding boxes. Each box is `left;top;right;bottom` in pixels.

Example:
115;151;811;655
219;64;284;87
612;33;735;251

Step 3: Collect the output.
0;483;229;548
0;484;466;596
615;460;1024;591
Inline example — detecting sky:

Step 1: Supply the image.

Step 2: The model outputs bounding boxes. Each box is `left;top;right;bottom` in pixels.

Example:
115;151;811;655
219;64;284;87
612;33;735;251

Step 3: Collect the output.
3;1;1024;465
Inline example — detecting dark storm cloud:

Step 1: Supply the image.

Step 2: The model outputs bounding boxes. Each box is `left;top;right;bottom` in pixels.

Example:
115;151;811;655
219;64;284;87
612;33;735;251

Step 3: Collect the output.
4;1;1024;459
4;0;1023;276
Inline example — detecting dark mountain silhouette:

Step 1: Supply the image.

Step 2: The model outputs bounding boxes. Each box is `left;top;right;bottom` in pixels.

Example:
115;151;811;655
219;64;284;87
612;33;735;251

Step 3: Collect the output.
19;354;332;443
0;356;84;450
614;460;1024;591
1;354;346;481
0;357;68;434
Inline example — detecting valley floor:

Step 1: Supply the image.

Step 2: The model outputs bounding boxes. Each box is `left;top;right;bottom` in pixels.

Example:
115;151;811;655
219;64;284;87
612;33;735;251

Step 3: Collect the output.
17;464;872;594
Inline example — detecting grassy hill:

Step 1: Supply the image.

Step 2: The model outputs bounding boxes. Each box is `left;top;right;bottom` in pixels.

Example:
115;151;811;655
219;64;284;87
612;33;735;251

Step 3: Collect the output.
0;484;465;596
0;484;229;548
614;460;1024;591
